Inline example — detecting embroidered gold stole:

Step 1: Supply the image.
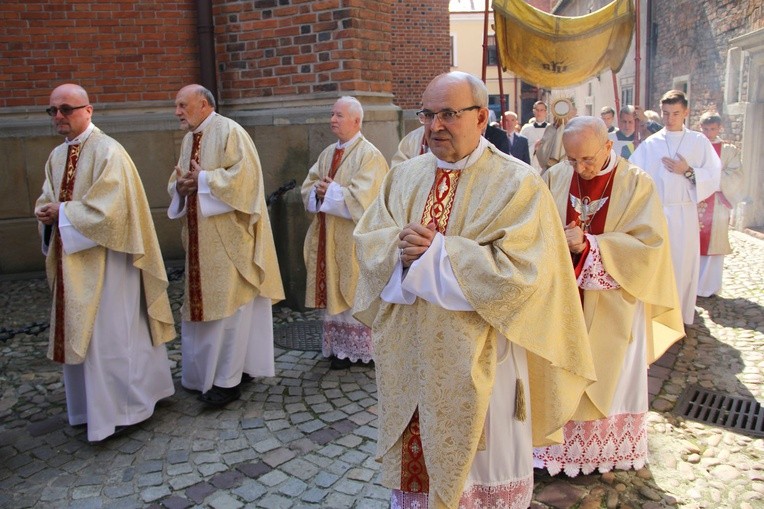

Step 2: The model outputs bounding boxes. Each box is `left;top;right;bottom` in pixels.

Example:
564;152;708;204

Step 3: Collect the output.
186;132;204;321
401;167;462;493
52;144;80;363
314;147;345;308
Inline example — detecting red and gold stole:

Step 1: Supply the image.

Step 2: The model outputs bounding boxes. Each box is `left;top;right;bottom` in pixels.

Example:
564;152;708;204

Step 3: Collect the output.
400;166;462;493
186;132;204;321
565;165;616;280
52;143;81;363
314;147;345;308
698;142;723;255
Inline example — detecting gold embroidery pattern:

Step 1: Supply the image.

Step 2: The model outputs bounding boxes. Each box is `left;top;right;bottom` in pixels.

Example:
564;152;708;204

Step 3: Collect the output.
314;147;344;308
187;132;204;321
421;168;461;234
53;143;81;363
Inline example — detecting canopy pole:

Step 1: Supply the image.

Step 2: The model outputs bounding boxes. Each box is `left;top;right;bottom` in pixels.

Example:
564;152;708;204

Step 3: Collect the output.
612;71;620;115
482;0;490;83
634;0;643;146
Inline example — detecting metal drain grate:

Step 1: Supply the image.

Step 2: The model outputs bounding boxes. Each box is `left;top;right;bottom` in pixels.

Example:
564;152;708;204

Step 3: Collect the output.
273;320;323;352
675;385;764;437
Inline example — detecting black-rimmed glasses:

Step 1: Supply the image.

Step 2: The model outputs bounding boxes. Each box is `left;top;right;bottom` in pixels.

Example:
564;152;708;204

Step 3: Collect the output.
46;105;89;117
416;106;481;125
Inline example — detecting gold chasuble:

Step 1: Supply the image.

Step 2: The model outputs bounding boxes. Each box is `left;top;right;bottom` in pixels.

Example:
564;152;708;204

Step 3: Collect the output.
169;114;284;322
36;127;175;364
354;147;596;509
301;136;388;315
544;159;685;420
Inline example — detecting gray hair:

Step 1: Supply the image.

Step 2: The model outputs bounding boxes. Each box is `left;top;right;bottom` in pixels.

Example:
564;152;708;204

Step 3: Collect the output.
195;86;216;109
619;105;635;116
336;96;364;125
563;116;609;143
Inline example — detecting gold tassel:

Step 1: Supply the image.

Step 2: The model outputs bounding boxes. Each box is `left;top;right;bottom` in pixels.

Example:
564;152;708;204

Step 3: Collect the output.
514;378;526;421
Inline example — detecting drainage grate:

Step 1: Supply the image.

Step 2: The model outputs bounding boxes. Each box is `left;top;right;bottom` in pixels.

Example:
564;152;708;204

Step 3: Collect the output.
273;320;323;352
675;385;764;437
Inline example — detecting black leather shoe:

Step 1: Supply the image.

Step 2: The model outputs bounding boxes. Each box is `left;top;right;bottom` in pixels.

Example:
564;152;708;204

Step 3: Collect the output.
199;385;241;407
329;356;352;370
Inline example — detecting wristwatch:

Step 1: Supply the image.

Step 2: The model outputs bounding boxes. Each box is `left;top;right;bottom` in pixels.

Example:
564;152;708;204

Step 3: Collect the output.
684;167;696;184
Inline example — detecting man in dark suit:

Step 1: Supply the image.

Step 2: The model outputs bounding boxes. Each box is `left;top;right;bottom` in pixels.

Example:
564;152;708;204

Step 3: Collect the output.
503;111;531;165
483;122;511;154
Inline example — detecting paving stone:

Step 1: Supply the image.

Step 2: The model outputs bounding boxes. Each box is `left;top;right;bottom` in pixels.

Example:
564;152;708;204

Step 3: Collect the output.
279;477;308;497
210;470;245;489
236;461;272;479
160;495;194;509
207;491;244;509
231;479;268;502
184;482;217;504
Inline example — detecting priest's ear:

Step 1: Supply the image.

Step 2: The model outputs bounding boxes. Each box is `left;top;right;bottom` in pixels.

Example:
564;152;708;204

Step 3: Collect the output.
476;107;490;131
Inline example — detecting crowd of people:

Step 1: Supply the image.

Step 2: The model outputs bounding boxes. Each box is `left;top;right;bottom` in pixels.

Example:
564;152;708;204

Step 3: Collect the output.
34;74;743;508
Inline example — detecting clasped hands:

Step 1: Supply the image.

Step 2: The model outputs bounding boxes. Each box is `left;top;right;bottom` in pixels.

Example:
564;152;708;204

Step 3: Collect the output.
314;176;334;200
398;222;436;268
564;221;587;255
661;153;690;175
175;160;203;197
35;202;61;226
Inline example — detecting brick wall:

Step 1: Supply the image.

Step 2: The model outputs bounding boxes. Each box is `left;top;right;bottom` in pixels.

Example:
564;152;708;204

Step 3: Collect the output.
1;1;449;110
390;1;451;110
648;0;763;139
0;0;199;108
215;0;393;102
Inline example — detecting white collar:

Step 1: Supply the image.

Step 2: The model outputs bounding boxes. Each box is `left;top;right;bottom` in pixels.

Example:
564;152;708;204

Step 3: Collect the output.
193;111;217;134
337;132;362;149
65;123;95;145
594;149;619;176
436;137;489;170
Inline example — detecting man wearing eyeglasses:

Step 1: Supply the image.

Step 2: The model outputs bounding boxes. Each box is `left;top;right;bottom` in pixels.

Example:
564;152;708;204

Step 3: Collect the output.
34;84;176;442
168;84;284;407
353;72;595;509
301;96;388;369
536;116;684;477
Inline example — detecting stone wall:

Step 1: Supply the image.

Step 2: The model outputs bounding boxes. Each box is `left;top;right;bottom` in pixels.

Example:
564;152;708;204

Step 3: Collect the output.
0;1;452;309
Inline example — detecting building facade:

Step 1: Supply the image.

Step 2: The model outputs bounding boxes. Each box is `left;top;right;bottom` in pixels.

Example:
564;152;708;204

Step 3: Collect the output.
0;0;450;305
553;0;763;229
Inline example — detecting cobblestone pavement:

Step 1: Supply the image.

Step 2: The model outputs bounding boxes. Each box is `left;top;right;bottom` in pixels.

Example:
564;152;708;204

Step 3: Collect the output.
1;231;762;509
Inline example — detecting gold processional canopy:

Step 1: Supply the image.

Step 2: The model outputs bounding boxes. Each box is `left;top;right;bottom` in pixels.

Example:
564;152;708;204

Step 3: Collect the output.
492;0;635;89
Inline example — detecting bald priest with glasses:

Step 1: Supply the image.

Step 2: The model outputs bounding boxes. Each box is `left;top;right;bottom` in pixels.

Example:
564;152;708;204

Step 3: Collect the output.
34;84;175;442
535;116;684;477
353;71;596;509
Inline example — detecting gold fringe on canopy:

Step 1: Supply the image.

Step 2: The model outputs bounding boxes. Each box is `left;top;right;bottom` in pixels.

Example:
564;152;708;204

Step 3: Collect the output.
493;0;635;88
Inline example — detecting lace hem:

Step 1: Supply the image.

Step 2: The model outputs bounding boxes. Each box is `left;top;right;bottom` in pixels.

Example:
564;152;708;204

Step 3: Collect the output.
578;234;620;290
323;320;373;363
391;474;533;509
533;412;648;477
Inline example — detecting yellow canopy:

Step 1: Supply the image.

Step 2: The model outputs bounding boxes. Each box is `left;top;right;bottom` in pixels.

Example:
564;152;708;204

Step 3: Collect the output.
492;0;634;88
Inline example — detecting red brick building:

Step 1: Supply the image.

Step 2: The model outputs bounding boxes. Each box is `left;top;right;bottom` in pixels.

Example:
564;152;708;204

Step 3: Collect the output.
0;0;451;287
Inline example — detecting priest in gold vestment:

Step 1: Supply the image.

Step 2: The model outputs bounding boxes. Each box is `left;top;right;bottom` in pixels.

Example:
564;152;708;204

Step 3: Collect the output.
301;96;388;370
169;85;284;406
390;125;428;168
534;117;685;476
353;72;596;509
35;84;175;442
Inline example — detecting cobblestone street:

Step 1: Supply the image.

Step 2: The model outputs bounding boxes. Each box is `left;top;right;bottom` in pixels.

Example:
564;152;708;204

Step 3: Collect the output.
0;231;762;509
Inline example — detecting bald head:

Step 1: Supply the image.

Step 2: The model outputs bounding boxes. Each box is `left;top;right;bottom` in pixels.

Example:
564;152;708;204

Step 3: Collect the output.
48;83;93;139
563;116;609;144
421;72;490;163
562;116;613;180
175;84;215;131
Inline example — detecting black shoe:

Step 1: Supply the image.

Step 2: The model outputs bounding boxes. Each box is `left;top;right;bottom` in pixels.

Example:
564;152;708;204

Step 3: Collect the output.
240;373;254;384
199;385;241;407
330;356;353;370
